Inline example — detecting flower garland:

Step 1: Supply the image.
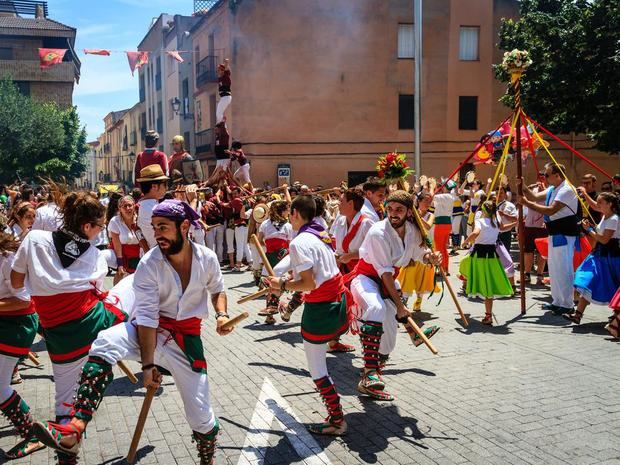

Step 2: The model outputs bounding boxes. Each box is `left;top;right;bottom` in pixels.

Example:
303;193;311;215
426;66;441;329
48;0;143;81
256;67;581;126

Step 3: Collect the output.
376;152;414;184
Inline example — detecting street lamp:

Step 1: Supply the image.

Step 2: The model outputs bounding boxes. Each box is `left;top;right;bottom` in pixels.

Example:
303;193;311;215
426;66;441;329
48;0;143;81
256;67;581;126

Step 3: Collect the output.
171;97;181;115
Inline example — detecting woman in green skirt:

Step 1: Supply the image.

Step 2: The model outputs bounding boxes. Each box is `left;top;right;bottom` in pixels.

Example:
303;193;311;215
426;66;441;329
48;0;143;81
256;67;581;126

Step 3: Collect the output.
459;201;515;325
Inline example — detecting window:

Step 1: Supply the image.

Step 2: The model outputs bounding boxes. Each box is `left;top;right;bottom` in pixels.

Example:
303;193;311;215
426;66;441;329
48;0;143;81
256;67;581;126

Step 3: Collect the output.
459;96;478;130
184;131;191;151
398;94;415;130
139;75;145;102
459;26;479;61
398;24;415;59
0;47;13;60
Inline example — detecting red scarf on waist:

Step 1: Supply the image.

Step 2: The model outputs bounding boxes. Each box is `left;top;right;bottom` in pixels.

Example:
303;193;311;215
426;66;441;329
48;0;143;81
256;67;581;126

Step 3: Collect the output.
265;238;289;253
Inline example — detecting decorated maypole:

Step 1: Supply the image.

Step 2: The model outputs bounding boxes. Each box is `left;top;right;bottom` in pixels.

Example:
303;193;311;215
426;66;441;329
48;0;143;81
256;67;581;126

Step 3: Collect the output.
502;49;533;315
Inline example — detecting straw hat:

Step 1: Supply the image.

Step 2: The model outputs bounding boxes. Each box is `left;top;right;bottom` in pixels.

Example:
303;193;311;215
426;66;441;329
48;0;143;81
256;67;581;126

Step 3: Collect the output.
252;203;269;223
136;164;169;183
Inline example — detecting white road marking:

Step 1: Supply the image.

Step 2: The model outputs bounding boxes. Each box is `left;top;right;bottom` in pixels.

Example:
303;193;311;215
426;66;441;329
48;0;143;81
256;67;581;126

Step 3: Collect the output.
237;377;333;465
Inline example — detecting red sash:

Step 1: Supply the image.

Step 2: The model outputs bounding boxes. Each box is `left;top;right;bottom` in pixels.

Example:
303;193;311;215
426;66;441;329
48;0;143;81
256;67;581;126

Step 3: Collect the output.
305;273;347;303
2;301;36;317
158;316;206;371
32;287;125;329
265;238;289;253
121;243;141;259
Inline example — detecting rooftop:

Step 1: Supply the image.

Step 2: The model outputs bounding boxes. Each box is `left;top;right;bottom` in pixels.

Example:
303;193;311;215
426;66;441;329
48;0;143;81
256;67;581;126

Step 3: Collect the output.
0;15;74;32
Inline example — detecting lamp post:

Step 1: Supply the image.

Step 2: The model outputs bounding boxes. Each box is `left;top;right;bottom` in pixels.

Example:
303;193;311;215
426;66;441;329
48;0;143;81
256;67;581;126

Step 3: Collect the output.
171;97;181;115
414;0;422;178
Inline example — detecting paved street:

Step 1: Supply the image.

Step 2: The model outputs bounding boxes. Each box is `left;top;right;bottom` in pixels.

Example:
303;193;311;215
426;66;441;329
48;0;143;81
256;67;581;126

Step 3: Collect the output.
2;251;619;465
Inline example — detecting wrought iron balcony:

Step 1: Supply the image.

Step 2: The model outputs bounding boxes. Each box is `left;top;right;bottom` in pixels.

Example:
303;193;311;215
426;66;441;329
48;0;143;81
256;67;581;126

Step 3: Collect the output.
196;55;218;87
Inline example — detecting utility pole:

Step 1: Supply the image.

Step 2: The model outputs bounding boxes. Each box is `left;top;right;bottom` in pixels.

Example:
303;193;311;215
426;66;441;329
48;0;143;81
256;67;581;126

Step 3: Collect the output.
414;0;422;177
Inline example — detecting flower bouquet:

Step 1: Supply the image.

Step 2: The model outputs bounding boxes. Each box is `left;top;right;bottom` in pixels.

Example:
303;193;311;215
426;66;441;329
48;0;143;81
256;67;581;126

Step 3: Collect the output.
502;49;532;83
376;152;414;186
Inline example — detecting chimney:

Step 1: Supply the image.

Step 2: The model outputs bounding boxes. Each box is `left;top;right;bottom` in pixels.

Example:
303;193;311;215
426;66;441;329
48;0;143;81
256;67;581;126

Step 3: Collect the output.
35;4;44;18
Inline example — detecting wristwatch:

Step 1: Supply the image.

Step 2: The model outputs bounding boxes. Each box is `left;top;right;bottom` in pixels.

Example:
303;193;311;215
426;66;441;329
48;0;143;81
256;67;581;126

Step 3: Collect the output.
215;311;229;319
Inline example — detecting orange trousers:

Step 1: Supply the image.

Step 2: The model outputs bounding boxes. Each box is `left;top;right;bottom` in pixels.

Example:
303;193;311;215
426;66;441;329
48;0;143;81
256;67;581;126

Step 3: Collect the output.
434;223;451;272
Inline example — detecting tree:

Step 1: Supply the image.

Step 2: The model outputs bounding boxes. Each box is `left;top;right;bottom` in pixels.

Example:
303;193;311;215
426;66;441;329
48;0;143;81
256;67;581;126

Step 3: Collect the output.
0;78;88;183
495;0;620;154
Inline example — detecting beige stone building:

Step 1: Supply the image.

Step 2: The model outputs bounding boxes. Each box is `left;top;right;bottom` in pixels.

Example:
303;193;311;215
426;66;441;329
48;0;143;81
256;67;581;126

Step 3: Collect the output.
0;0;80;107
190;0;617;187
97;103;145;187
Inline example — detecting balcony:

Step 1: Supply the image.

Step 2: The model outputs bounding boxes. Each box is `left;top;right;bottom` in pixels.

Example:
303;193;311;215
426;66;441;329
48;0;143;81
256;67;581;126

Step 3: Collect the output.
195;128;214;155
0;60;74;82
130;131;137;146
195;55;218;88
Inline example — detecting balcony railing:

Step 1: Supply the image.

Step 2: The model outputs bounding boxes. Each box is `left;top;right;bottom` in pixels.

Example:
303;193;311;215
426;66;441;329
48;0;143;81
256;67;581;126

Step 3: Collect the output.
196;55;218;88
195;128;214;155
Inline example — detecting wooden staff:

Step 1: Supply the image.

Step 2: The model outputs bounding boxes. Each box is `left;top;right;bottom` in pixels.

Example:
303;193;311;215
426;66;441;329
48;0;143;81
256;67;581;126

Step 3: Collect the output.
221;312;250;330
237;287;270;304
410;199;469;326
242;185;286;200
250;234;275;277
126;385;157;463
117;360;138;384
405;317;438;355
312;187;341;197
27;352;40;366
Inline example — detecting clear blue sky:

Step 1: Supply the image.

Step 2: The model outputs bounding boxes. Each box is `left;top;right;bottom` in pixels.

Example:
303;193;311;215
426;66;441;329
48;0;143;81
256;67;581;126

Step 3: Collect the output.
51;0;194;141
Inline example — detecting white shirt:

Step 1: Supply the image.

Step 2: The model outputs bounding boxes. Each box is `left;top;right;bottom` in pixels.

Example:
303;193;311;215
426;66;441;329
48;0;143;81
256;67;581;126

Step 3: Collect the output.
524;187;546;228
474;217;500;245
32;202;62;232
432;193;454;218
190;225;206;246
598;214;620;239
547;181;578;221
463;189;485;208
108;215;139;245
133;242;224;328
289;232;339;289
4;224;24;239
359;219;429;276
331;211;374;255
137;198;158;249
259;219;294;241
12;230;107;296
361;198;380;224
0;253;29;301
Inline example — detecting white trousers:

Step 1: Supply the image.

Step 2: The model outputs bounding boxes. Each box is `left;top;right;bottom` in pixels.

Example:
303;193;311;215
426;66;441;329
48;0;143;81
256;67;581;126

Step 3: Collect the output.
451;216;462;235
226;228;235;256
250;243;263;272
350;275;398;356
0;354;19;403
206;224;225;262
234;226;251;263
90;322;216;434
548;235;576;308
303;341;328;380
234;164;251;185
216;95;232;123
272;254;291;277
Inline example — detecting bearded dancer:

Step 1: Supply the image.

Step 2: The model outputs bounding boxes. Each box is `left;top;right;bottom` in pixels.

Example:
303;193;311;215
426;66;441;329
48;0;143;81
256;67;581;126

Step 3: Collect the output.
348;191;441;400
267;195;349;436
330;188;373;353
33;200;233;465
11;193;131;465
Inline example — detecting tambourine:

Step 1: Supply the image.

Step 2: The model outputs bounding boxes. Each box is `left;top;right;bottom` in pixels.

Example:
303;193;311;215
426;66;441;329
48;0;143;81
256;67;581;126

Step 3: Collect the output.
418;175;428;187
428;177;437;192
500;174;509;187
465;170;476;183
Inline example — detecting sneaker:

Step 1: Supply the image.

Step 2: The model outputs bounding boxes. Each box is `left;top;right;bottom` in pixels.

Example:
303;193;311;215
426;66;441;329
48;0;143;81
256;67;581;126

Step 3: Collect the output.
552;306;574;315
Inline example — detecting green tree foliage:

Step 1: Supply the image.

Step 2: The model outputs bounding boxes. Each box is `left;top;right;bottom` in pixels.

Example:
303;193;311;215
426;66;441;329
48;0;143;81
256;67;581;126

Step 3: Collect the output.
495;0;620;154
0;78;88;183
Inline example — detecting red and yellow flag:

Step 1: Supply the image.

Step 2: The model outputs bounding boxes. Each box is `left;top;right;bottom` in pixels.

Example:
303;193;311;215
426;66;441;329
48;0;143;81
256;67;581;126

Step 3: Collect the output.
84;49;111;56
126;51;149;76
39;48;68;69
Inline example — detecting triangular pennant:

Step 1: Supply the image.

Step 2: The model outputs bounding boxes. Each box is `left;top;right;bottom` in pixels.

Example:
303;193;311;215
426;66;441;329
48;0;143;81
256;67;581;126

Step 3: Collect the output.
166;50;184;63
84;49;111;56
126;51;149;76
39;48;68;69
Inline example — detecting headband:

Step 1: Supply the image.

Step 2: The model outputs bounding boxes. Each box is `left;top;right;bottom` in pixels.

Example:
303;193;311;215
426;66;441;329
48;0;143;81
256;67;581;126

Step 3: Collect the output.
152;200;200;228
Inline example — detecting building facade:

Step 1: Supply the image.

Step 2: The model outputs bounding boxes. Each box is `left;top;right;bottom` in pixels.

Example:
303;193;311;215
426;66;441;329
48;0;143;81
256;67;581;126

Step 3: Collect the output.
0;0;80;107
188;0;617;186
75;141;98;190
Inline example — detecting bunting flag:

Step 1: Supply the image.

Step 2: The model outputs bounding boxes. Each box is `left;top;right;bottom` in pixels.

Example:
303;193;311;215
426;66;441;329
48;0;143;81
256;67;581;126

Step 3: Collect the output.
126;51;149;76
84;49;111;56
39;48;67;69
166;50;184;63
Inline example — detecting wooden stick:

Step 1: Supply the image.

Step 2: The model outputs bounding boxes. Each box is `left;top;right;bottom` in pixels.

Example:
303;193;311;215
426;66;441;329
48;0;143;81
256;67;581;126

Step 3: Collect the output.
27;352;40;366
407;317;438;355
117;360;138;384
221;312;250;330
126;385;157;463
437;267;469;326
409;194;469;327
237;288;270;304
250;234;275;277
